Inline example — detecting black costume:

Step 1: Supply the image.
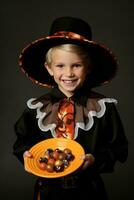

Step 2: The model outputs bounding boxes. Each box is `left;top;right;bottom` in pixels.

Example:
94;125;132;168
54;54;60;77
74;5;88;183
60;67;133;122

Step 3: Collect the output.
13;87;128;200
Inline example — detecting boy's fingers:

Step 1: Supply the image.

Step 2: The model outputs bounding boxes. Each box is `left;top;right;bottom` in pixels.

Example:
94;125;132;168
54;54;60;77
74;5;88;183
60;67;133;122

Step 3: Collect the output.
23;151;33;173
82;160;91;170
81;153;95;170
23;151;33;158
84;154;95;162
81;153;95;162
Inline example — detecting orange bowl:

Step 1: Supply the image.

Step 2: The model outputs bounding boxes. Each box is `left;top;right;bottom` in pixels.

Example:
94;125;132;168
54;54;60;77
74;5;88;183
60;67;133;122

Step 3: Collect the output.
24;138;85;178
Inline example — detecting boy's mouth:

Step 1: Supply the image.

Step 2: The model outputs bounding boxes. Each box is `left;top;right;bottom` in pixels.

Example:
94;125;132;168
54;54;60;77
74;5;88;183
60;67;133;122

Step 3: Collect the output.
62;79;77;84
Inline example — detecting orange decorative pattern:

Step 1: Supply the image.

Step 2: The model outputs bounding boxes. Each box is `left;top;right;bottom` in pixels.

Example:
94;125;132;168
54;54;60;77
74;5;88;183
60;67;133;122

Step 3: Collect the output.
55;98;75;139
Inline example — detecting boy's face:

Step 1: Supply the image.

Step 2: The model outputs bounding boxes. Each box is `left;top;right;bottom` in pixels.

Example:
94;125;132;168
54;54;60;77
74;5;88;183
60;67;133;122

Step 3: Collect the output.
45;48;89;97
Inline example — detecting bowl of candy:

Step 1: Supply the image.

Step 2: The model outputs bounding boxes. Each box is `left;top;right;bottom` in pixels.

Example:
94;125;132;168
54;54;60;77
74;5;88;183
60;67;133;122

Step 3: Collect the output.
24;138;85;178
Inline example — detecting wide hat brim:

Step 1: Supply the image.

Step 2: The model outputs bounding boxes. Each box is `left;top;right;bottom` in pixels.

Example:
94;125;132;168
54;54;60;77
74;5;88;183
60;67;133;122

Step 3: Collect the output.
19;32;118;88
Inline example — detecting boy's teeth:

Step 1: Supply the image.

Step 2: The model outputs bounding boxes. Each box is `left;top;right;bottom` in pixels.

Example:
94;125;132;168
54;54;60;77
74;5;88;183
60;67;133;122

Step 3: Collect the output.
65;80;72;83
63;80;74;83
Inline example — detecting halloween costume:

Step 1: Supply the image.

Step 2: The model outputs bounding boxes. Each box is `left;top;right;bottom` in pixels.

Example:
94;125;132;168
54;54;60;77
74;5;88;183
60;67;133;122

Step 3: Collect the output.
13;16;128;200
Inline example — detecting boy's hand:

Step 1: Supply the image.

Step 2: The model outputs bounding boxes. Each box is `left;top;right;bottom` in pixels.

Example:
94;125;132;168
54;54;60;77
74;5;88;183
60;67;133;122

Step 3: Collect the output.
23;150;33;158
23;151;33;172
81;153;95;170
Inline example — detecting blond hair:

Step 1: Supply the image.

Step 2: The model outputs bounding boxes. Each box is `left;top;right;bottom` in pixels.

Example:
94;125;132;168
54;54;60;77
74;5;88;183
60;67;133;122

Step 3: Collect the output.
45;44;90;66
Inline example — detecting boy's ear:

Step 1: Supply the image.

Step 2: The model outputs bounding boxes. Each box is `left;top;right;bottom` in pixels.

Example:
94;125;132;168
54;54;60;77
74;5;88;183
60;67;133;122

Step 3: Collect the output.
44;62;53;76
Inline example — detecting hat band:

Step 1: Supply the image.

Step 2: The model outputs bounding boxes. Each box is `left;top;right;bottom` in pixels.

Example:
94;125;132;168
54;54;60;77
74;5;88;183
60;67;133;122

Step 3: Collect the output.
46;31;88;41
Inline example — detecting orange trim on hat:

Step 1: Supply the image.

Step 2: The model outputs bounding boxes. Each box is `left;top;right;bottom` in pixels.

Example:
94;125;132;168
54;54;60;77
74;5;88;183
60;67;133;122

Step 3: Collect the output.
19;31;118;88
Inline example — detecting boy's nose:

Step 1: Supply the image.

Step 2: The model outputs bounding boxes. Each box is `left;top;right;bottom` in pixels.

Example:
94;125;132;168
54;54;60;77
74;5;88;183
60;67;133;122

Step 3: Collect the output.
66;67;74;77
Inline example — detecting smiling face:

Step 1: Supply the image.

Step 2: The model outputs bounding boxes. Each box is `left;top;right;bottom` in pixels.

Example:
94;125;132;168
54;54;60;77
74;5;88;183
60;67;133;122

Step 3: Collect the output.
45;45;90;97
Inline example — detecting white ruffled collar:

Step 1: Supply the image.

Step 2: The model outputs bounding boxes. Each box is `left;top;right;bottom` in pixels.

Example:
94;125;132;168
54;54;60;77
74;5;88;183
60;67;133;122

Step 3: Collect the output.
27;96;117;139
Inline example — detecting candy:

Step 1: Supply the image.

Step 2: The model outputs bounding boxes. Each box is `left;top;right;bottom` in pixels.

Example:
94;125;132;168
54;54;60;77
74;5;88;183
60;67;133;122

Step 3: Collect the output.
38;147;75;173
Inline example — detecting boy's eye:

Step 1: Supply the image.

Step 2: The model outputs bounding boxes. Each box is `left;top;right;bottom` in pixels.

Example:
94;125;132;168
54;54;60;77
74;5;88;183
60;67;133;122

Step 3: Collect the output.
73;64;82;67
56;64;64;68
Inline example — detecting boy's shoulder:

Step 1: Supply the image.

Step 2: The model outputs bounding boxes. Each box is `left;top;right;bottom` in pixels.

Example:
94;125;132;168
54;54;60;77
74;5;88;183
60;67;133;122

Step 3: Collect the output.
88;90;117;103
26;91;52;108
86;90;117;111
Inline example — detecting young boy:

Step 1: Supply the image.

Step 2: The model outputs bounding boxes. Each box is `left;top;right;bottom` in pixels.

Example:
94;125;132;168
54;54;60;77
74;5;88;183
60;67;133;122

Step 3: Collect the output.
13;16;128;200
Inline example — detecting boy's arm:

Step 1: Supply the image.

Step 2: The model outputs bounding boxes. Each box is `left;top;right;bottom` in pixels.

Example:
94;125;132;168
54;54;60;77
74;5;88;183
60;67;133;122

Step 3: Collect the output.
13;108;43;164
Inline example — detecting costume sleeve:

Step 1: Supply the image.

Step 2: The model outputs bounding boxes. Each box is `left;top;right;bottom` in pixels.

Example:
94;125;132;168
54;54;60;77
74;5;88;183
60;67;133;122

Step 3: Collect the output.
91;103;128;174
13;108;44;164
